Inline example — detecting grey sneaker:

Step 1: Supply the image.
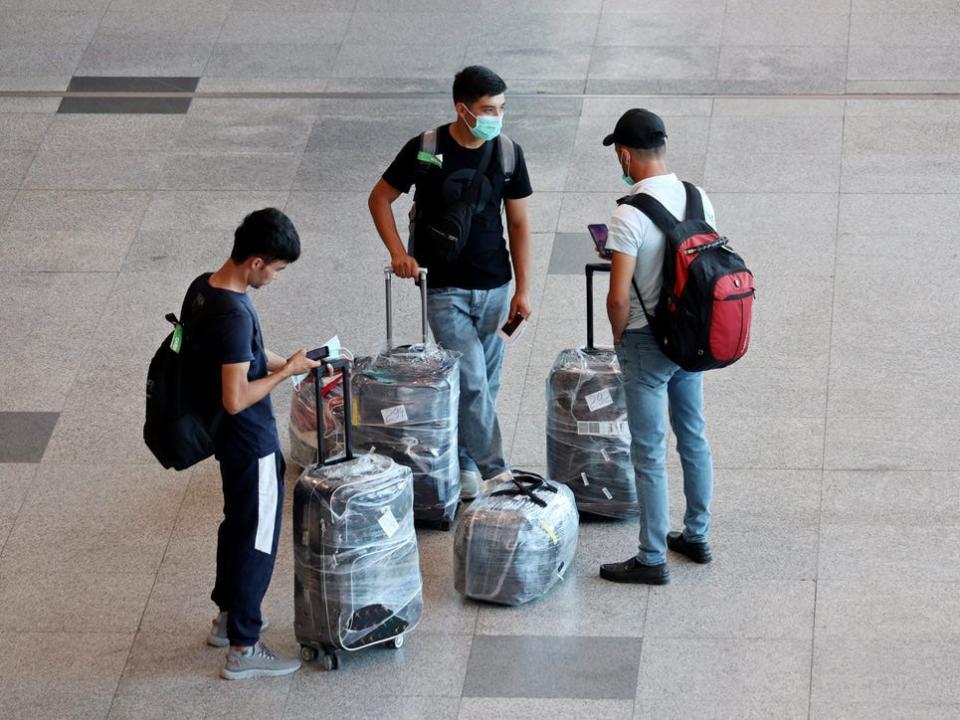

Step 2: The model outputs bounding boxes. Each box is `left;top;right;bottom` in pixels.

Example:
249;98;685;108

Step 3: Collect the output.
220;641;301;680
459;469;481;501
207;611;270;648
480;469;514;496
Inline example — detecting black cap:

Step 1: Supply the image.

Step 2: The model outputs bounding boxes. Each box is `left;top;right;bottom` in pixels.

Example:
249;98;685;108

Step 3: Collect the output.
602;108;667;149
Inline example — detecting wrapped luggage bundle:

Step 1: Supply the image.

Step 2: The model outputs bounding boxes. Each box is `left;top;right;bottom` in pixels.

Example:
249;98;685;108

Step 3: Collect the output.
352;268;461;528
294;452;423;653
288;371;344;467
454;472;579;606
546;347;637;519
293;360;423;669
546;263;638;520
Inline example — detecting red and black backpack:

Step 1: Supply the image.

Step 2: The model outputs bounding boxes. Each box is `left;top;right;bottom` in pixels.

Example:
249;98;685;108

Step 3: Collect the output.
618;182;755;372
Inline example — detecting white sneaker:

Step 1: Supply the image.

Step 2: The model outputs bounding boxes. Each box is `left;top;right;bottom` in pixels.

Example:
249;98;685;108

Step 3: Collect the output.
459;469;481;500
480;469;514;496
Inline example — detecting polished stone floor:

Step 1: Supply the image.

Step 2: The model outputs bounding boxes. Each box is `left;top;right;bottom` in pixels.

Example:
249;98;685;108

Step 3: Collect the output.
1;1;959;719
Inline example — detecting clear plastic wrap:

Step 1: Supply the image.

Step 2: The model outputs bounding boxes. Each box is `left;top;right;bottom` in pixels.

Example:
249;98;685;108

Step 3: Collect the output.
352;343;461;525
288;371;345;468
454;472;579;606
293;452;423;652
546;347;639;519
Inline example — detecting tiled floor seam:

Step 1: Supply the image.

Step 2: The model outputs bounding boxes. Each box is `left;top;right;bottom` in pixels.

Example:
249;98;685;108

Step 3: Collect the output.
103;465;195;718
0;464;39;561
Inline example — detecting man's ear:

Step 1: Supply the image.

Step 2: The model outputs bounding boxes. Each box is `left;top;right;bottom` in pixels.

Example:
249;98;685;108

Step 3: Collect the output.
249;256;263;271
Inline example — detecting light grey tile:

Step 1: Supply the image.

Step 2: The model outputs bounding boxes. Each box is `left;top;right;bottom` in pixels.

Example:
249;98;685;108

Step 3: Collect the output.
848;43;960;82
475;572;646;638
839;192;960;237
0;631;133;720
122;230;235;274
39;114;184;151
582;96;713;118
0;151;33;188
705;413;825;470
0;463;188;576
645;577;815;640
596;10;724;46
0;76;70;91
109;632;293;719
289;695;460;720
713;97;846;117
415;573;479;636
464;635;642;699
472;11;600;47
196;77;330;93
717;46;848;94
849;11;960;46
332;43;467;79
232;0;354;8
0;569;155;633
816;580;960;641
722;9;850;46
812;637;960;708
0;113;53;150
219;11;352;44
0;464;35;550
704;361;827;418
588;45;719;86
826;363;958;419
704;151;841;193
841;153;960;194
821;470;959;526
811;701;960;720
159;153;300;191
205;42;339;78
23;148;165;190
459;698;635;720
0;189;15;220
709;116;844;157
93;8;227;43
824;416;960;471
139;191;289;233
77;39;214;76
175;113;313;154
0;96;60;112
0;10;102;46
0;43;85;77
637;638;811;719
463;46;591;82
819;523;960;581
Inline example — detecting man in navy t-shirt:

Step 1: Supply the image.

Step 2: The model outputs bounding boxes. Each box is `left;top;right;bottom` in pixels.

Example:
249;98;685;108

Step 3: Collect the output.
180;207;321;680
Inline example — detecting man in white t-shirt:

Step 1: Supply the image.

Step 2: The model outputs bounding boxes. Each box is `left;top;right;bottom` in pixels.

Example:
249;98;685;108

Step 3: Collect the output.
599;109;716;585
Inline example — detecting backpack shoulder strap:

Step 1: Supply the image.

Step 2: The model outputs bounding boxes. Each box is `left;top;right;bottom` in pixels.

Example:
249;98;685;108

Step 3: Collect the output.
498;133;515;182
682;181;704;221
617;192;679;235
421;127;438;156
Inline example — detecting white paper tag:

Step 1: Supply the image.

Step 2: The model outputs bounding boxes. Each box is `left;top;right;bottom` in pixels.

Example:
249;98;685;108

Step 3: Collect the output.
585;388;614;413
577;421;630;437
580;472;590;486
378;509;400;538
601;487;613;500
381;405;408;425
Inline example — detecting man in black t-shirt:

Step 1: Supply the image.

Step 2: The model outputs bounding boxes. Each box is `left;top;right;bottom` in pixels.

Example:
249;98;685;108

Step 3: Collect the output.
368;66;533;499
181;208;321;680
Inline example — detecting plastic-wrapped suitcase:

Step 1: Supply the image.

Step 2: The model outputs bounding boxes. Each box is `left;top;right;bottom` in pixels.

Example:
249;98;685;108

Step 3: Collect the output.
352;267;461;530
546;263;639;520
288;370;344;467
454;471;579;606
293;359;423;671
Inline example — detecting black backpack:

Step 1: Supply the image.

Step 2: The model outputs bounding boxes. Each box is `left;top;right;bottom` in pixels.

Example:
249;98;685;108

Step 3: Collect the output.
618;182;755;372
143;290;239;470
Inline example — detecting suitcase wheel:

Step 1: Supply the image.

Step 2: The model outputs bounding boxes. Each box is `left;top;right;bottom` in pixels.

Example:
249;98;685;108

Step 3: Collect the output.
319;652;339;671
439;521;451;532
299;645;319;663
389;635;404;650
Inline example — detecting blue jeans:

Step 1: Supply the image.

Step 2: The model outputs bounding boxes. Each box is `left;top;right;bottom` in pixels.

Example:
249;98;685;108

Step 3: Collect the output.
427;284;510;479
615;327;714;566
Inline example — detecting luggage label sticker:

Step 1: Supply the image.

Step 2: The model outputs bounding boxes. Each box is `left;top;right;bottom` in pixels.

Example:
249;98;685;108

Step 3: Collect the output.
577;421;629;437
381;404;409;425
585;388;614;412
601;487;613;500
378;508;400;538
539;521;558;545
580;472;590;486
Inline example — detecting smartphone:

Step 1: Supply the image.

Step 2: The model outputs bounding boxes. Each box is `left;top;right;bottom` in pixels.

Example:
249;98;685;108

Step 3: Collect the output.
498;312;528;343
306;335;341;362
306;346;330;361
588;223;613;260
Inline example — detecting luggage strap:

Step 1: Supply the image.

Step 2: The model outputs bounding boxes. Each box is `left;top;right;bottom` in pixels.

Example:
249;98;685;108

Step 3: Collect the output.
420;127;516;182
491;471;557;508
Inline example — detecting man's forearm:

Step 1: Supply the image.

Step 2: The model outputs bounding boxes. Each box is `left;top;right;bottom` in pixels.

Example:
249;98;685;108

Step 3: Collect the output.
369;192;406;259
223;369;290;415
265;349;286;373
608;300;630;341
508;225;531;293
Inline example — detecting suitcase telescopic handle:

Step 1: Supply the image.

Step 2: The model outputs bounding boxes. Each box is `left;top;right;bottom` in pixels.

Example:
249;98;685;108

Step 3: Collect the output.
585;263;611;351
313;358;353;466
384;266;429;350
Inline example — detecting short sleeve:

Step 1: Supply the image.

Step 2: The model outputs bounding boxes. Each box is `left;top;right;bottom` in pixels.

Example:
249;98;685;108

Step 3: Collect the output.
604;204;646;257
699;187;717;230
503;142;533;200
208;311;255;366
381;135;421;194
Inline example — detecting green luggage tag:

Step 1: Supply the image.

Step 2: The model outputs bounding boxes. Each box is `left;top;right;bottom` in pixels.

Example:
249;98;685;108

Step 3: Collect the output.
169;324;183;354
416;151;442;168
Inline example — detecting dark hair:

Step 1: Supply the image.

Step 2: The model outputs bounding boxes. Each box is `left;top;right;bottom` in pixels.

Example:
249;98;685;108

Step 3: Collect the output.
231;207;300;264
452;66;507;106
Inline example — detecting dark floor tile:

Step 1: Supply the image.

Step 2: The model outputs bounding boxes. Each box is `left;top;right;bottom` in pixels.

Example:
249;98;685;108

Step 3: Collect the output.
66;76;199;93
462;635;643;700
57;97;193;114
549;232;606;275
0;412;59;463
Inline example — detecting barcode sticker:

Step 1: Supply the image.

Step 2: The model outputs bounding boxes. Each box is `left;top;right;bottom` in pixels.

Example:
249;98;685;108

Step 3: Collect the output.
601;487;613;500
381;405;408;425
378;509;400;538
585;388;613;413
577;421;629;437
580;472;590;486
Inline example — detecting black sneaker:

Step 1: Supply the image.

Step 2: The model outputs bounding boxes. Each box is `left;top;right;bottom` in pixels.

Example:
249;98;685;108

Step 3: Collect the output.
667;531;713;564
599;557;670;585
